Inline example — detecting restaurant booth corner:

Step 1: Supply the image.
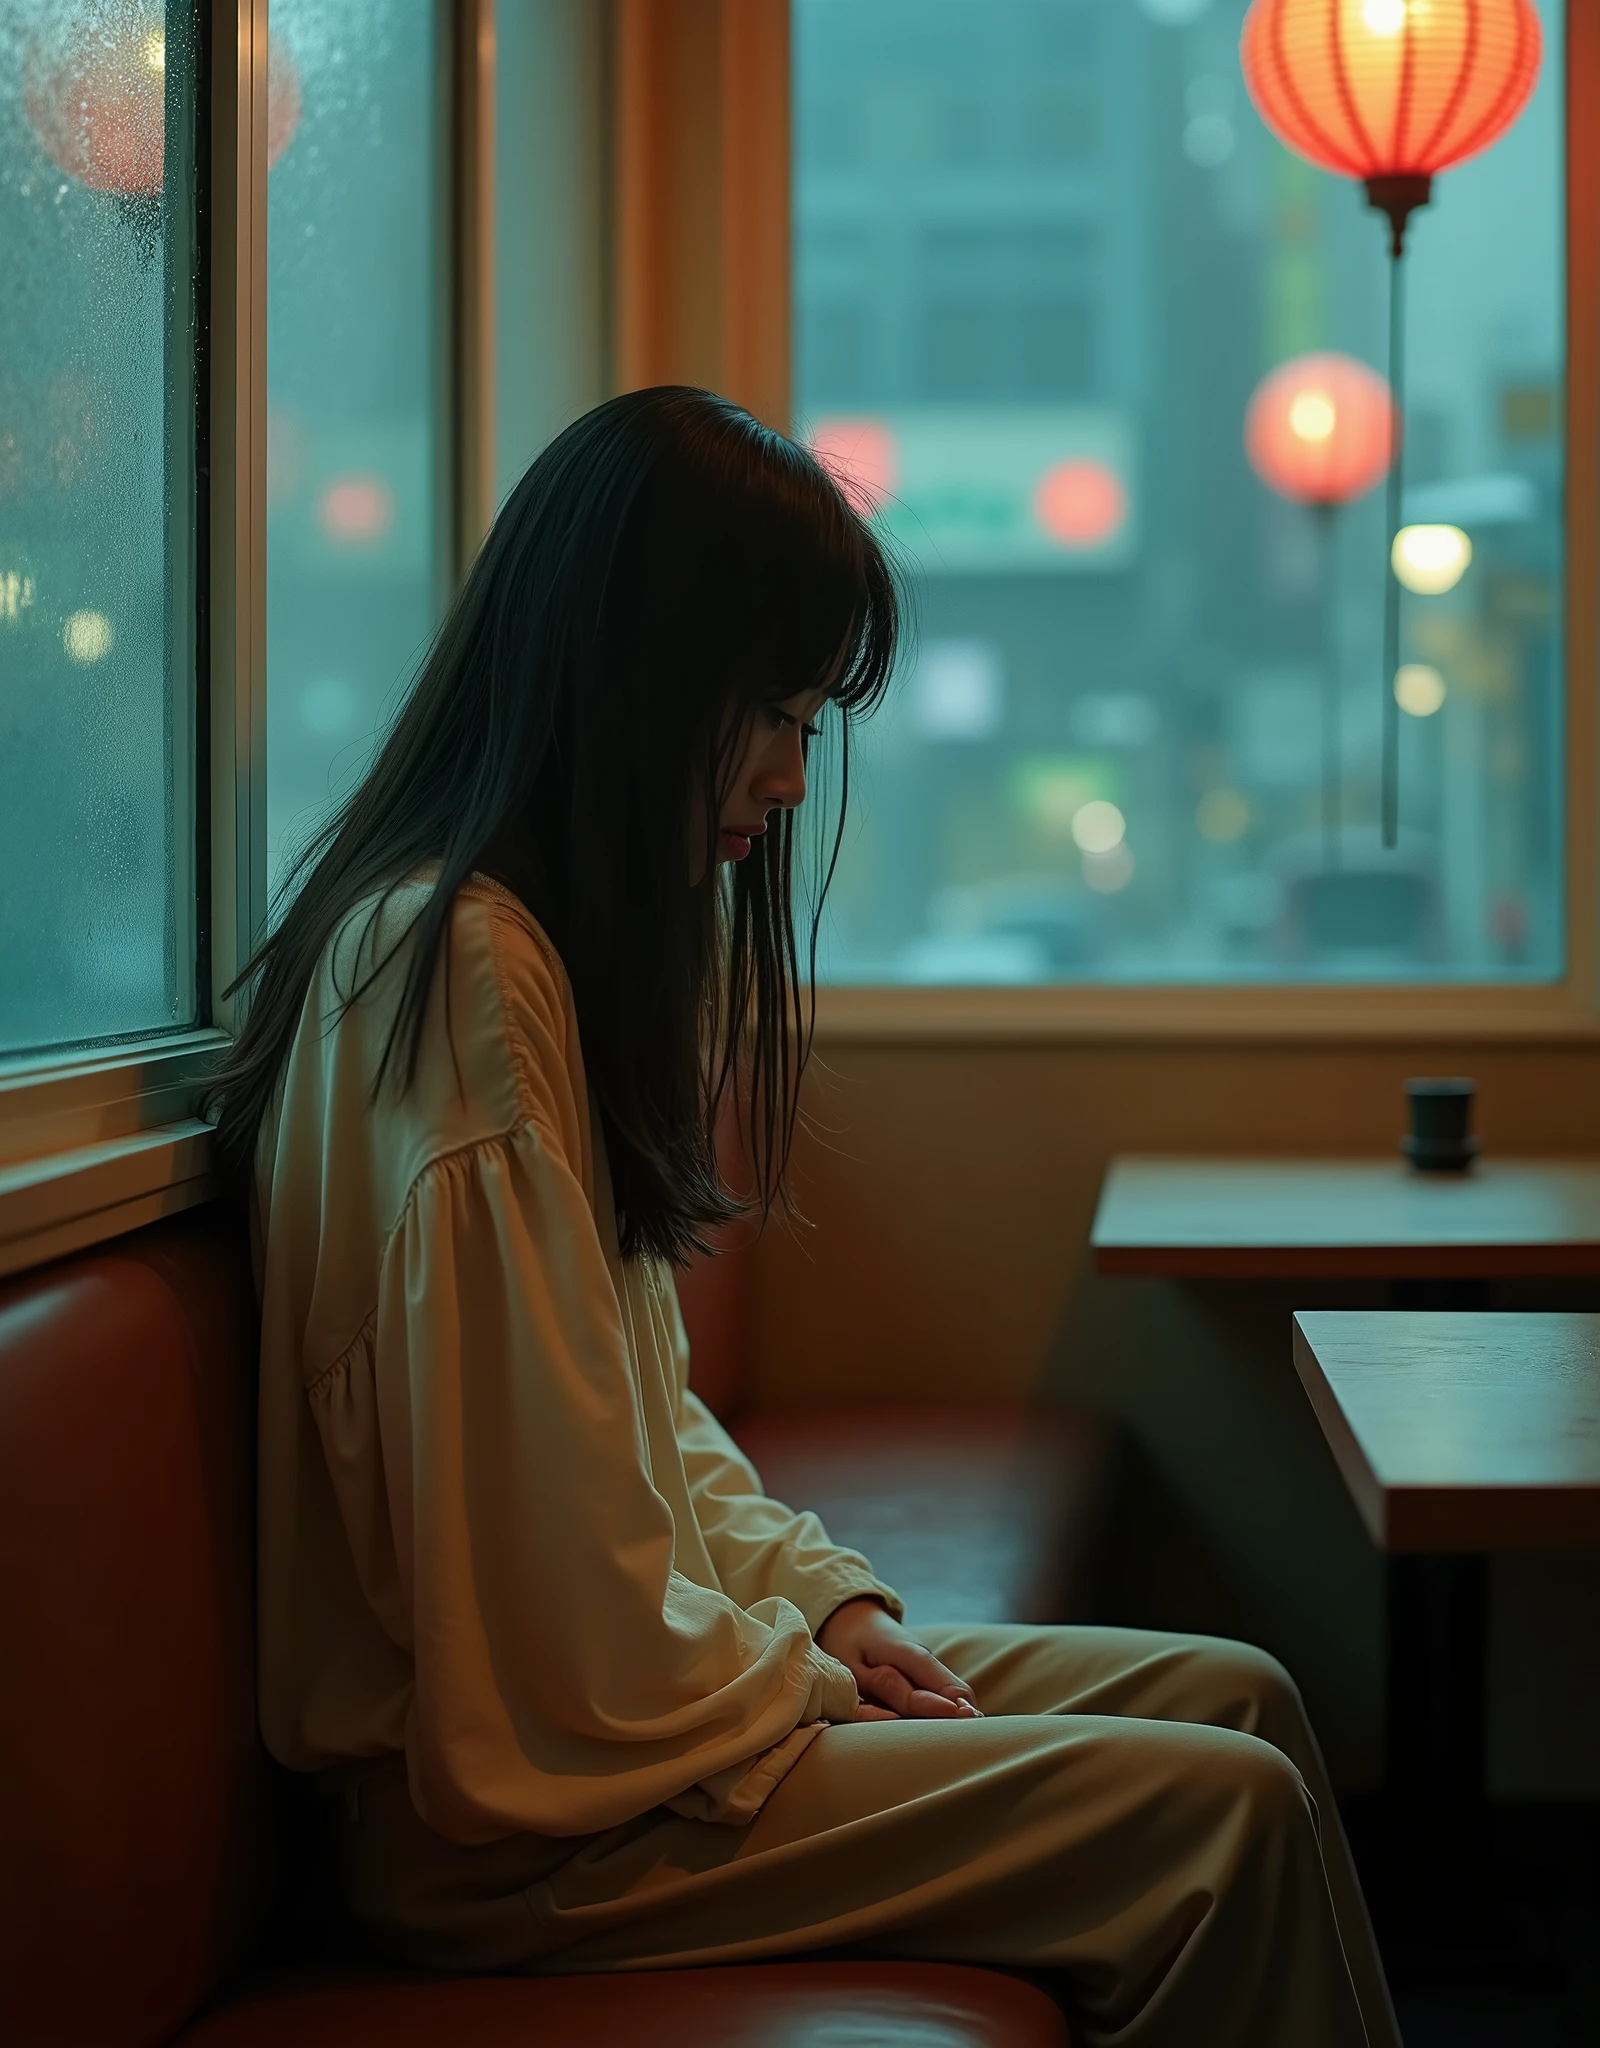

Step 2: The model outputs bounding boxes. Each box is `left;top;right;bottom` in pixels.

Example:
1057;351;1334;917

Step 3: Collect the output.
0;1204;1113;2048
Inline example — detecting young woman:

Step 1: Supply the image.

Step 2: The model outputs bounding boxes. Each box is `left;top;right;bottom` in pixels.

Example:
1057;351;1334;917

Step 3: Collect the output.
213;387;1399;2048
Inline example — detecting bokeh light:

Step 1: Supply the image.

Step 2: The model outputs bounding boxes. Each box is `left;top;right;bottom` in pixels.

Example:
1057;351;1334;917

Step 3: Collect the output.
1392;523;1472;594
1033;458;1128;549
63;609;114;662
810;417;898;517
1394;663;1447;717
1071;798;1127;854
318;475;394;544
1246;352;1395;506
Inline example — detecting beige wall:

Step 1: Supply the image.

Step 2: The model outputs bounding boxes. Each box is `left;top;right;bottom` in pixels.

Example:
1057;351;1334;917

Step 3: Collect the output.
744;1039;1600;1791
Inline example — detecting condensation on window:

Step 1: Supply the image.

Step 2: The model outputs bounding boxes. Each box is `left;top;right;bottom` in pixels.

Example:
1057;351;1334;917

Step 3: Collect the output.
264;0;442;913
0;0;197;1053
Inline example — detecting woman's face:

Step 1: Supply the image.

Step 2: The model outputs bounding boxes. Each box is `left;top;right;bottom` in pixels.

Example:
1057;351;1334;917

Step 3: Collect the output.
702;686;829;872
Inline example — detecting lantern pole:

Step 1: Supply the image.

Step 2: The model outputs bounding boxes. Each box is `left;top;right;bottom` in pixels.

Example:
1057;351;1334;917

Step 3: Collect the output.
1365;174;1431;849
1313;500;1341;871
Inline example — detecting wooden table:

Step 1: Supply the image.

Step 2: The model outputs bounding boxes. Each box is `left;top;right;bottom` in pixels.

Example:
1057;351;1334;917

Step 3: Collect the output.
1293;1311;1600;1553
1092;1156;1600;1280
1292;1311;1600;1952
1089;1160;1600;1956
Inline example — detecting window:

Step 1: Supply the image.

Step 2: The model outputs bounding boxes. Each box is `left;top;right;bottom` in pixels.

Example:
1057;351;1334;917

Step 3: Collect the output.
0;0;203;1053
794;0;1565;986
264;0;446;906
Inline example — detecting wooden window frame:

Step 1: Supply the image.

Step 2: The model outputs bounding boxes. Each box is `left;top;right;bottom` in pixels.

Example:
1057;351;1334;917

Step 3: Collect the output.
0;0;498;1278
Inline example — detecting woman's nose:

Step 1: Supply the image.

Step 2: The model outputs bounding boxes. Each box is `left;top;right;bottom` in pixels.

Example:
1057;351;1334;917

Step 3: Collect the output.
758;727;809;811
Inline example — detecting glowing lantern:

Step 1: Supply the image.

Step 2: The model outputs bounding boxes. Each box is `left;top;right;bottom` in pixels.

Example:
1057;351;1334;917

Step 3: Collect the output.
1246;352;1396;873
1240;0;1542;845
1241;0;1541;240
25;17;300;204
1246;352;1395;507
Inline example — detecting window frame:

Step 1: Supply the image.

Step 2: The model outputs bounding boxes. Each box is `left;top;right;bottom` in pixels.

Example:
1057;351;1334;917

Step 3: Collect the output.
0;0;497;1278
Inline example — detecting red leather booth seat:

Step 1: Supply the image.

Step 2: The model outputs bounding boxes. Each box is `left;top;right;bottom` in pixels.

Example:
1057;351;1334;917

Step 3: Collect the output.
0;1212;1070;2048
733;1406;1111;1624
677;1254;1118;1627
179;1964;1066;2047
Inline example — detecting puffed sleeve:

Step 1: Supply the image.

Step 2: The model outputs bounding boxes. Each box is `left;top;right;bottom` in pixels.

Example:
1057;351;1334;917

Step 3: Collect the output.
371;1121;860;1846
662;1282;904;1632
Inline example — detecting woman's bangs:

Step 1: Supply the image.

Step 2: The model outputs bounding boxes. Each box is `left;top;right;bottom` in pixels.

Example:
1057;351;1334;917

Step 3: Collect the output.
751;493;898;721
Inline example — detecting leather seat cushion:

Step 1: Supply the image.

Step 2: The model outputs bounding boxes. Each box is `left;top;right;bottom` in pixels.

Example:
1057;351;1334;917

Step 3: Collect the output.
177;1961;1069;2046
732;1405;1114;1625
0;1212;272;2048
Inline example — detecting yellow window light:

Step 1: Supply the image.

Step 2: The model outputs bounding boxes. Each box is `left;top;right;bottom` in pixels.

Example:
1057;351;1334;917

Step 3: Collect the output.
63;610;114;663
1394;663;1446;717
1392;523;1472;594
1070;798;1127;854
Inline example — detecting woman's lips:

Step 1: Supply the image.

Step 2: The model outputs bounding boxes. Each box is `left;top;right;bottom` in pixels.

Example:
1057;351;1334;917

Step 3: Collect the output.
719;826;765;861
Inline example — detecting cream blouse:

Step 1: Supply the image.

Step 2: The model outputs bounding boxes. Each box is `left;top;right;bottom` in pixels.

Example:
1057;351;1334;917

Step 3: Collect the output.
253;873;900;1846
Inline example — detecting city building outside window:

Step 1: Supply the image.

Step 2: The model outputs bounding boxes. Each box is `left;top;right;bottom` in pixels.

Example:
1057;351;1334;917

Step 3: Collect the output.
793;0;1564;987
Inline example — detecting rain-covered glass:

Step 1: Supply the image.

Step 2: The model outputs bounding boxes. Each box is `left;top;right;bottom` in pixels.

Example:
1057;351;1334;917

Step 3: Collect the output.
0;0;201;1053
795;0;1565;986
264;0;443;907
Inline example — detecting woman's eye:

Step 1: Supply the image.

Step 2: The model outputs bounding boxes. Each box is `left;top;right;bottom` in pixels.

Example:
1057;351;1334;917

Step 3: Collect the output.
765;707;823;740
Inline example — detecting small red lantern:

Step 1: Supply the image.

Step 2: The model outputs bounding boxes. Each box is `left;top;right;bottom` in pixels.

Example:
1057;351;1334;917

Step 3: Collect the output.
1246;352;1396;508
1240;0;1541;846
1246;352;1396;872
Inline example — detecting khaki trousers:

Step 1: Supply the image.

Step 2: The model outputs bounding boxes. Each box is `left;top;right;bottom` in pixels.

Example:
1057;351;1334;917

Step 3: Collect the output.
328;1625;1400;2048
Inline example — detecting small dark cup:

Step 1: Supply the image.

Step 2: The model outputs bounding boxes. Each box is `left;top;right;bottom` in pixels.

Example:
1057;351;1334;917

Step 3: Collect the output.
1403;1076;1479;1172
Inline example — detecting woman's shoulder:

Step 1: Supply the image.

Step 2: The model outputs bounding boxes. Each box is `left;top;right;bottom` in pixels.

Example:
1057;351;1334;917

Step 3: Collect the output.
318;868;587;1156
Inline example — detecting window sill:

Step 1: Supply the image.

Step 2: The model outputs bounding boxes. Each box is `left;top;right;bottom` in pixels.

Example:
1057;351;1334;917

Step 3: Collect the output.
0;1029;229;1280
0;1118;217;1282
811;983;1600;1047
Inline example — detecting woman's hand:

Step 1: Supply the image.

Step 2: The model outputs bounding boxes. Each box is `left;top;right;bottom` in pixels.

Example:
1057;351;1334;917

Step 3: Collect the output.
816;1598;982;1721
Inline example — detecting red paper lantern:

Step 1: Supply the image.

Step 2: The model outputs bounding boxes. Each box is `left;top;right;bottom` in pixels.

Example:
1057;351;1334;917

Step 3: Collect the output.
1242;0;1541;182
25;19;300;198
1246;352;1396;507
1239;1;1541;848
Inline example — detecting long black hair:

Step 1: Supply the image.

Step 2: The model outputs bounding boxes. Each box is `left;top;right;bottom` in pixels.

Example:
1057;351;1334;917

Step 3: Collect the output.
207;387;900;1263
